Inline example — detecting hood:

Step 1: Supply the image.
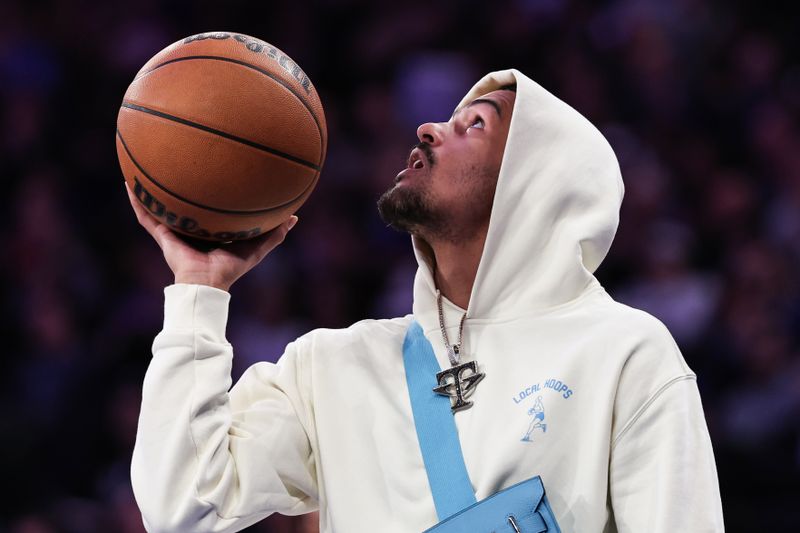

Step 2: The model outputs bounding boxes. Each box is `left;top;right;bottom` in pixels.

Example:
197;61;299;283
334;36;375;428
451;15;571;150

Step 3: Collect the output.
411;69;624;329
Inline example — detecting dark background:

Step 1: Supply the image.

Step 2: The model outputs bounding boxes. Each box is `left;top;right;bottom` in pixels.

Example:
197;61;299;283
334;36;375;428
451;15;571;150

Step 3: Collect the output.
1;0;799;531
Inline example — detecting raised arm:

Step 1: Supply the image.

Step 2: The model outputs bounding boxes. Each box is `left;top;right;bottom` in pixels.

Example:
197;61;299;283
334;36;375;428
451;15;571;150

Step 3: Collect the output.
126;186;316;532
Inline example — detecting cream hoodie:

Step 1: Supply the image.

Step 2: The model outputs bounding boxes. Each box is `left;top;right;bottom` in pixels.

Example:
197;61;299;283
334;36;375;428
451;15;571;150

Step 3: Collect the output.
132;69;724;532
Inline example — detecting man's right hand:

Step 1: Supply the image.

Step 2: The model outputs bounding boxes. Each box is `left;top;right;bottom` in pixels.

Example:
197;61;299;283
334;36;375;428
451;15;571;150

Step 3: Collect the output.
126;183;297;292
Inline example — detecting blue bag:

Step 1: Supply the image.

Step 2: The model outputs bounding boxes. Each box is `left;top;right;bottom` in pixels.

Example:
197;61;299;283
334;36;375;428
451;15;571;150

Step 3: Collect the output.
423;476;559;533
403;321;561;533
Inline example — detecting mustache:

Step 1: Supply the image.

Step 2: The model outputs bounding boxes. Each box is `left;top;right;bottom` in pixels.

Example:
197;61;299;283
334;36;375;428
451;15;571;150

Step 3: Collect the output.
411;142;435;168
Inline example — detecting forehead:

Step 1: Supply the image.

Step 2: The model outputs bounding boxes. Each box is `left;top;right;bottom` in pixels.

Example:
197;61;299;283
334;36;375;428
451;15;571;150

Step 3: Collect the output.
478;89;516;108
454;89;516;122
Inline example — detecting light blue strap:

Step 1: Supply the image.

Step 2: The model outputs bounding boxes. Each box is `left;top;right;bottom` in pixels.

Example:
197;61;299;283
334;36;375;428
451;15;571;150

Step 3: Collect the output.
403;321;477;520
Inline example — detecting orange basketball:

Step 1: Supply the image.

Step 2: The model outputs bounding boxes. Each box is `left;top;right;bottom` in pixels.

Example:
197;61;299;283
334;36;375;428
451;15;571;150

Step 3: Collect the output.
116;32;327;241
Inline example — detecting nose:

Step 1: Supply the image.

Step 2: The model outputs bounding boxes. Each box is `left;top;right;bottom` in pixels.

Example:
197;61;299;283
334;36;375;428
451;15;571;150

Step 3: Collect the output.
416;122;444;146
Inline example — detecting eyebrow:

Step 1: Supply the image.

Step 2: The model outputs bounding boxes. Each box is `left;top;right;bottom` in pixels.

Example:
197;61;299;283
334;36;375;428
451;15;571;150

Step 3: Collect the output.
451;98;502;120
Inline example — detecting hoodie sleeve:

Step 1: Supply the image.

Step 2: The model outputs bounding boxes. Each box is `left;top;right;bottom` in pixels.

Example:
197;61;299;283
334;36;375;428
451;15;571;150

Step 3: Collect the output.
131;284;318;533
608;321;724;533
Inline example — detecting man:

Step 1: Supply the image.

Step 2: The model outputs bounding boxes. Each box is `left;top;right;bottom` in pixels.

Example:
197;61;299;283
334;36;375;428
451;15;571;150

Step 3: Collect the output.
129;69;724;532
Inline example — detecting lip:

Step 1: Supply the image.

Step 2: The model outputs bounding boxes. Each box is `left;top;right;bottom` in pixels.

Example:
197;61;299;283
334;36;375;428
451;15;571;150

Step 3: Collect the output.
395;166;420;183
395;147;428;183
408;147;426;170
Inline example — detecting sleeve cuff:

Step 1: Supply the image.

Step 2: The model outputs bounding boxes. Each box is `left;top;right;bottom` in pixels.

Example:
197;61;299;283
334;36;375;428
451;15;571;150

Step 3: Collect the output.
163;284;231;341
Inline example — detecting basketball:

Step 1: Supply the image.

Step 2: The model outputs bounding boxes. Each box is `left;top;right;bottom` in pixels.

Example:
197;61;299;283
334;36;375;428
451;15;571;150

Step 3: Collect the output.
116;32;327;241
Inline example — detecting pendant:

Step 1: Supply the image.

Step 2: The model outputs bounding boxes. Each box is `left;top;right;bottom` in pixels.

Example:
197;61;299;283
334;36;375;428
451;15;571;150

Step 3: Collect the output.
433;360;485;413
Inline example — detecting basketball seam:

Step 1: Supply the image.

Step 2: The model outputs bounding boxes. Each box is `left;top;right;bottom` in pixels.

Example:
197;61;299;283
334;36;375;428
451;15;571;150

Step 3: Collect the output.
131;54;325;165
120;102;320;171
116;128;319;215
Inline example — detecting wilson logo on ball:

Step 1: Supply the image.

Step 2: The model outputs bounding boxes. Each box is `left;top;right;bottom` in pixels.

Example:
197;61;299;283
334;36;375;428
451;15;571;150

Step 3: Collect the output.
132;178;263;241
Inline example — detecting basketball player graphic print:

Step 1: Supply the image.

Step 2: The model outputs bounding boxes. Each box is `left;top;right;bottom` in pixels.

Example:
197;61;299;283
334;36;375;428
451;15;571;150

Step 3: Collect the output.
521;396;547;442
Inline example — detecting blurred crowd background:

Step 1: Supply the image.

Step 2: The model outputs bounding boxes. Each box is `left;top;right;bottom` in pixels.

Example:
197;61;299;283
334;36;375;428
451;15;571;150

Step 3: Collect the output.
1;0;798;531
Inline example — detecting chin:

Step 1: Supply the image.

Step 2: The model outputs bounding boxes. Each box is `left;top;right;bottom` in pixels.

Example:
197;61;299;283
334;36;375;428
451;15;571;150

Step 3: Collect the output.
378;182;438;231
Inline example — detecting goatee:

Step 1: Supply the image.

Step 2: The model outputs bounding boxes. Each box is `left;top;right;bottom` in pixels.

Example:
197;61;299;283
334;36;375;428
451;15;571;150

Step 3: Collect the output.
377;183;445;237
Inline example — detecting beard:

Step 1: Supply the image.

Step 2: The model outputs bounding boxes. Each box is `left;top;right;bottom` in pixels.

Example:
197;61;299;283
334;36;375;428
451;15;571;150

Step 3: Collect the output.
378;141;450;238
377;146;499;242
376;182;446;238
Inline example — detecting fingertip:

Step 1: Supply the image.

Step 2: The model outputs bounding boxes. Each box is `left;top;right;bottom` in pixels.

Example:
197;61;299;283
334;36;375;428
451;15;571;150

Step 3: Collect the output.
288;215;299;231
125;183;140;207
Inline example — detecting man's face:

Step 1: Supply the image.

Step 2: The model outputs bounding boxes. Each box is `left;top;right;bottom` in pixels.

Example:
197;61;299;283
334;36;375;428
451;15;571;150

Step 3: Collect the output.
377;89;516;243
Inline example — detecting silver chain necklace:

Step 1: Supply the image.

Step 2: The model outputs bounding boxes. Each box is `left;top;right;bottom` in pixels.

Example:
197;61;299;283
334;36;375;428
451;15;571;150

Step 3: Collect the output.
433;290;485;413
437;289;468;366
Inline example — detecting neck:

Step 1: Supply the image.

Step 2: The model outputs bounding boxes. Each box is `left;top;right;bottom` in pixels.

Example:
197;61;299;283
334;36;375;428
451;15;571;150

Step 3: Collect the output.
429;226;488;310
